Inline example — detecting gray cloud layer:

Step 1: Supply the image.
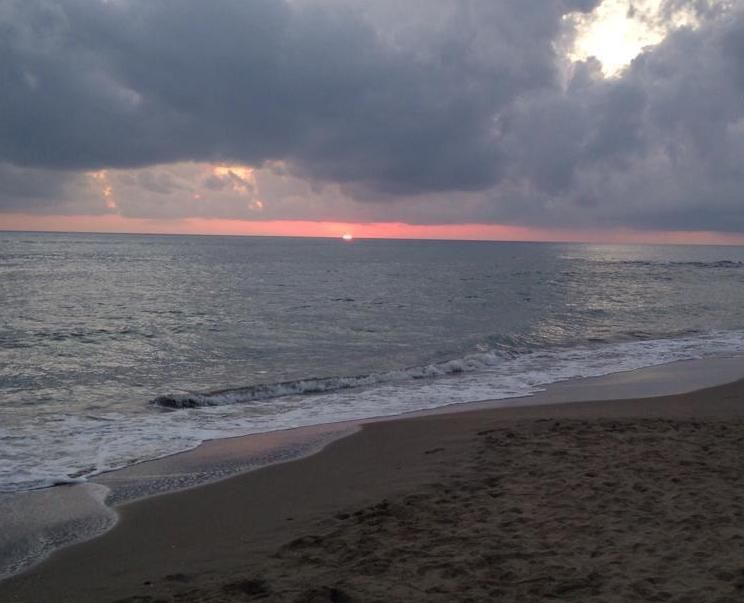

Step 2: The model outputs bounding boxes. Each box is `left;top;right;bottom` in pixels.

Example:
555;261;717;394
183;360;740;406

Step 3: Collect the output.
1;0;743;232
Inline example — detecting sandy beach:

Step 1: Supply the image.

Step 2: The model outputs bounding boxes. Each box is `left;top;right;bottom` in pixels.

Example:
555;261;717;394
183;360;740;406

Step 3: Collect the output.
4;375;744;602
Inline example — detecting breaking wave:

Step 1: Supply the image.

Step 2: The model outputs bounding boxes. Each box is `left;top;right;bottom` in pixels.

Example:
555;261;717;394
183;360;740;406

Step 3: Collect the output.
151;327;742;410
152;351;510;409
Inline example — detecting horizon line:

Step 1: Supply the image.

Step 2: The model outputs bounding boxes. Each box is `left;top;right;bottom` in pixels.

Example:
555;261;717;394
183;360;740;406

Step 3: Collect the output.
3;227;744;248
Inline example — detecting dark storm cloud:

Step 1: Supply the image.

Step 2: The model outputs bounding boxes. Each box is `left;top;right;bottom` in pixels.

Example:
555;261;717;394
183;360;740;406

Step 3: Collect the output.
0;162;101;213
598;6;744;232
470;2;744;233
1;0;744;233
0;0;597;194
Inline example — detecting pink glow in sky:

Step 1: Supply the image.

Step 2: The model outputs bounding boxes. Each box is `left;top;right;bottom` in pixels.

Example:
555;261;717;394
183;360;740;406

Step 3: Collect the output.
3;213;744;246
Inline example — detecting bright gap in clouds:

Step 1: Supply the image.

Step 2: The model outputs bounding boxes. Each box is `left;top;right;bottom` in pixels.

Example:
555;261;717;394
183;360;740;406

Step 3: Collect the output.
567;0;697;76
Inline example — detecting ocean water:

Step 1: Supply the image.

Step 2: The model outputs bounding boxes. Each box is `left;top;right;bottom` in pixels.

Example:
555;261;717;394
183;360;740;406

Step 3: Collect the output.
3;231;744;496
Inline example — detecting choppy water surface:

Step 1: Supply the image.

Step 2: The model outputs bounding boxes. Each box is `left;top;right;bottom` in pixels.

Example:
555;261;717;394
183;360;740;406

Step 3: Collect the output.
3;231;744;493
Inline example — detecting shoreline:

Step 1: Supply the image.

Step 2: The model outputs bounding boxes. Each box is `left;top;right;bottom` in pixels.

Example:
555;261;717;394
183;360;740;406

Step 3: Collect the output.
90;354;744;510
2;356;744;588
96;354;744;505
3;358;744;601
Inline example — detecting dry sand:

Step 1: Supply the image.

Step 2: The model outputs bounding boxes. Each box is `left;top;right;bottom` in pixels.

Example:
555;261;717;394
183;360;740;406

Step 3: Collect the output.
4;378;744;602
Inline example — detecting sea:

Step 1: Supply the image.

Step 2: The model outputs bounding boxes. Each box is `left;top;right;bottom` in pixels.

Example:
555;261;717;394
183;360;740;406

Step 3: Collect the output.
4;231;744;497
5;230;744;579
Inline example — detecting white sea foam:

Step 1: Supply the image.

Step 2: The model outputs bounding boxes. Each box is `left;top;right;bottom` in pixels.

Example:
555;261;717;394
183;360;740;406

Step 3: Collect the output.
3;330;744;496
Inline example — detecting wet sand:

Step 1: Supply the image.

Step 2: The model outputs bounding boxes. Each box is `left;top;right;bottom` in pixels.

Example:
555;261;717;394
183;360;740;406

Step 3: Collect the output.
4;375;744;602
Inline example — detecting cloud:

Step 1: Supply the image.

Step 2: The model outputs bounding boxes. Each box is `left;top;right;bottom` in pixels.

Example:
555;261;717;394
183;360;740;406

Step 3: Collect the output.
0;162;104;214
550;5;744;232
1;0;743;234
0;0;597;189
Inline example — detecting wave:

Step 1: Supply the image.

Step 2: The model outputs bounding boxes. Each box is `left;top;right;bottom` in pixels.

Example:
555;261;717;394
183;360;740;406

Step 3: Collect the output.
610;260;744;269
6;328;744;500
148;327;719;409
558;256;744;269
151;350;511;409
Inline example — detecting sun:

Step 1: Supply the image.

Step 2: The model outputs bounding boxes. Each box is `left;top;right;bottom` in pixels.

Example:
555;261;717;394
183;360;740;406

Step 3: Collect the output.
341;233;353;241
568;0;667;77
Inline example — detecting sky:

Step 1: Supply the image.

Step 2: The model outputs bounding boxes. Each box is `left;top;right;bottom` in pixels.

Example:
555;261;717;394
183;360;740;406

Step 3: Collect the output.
1;0;743;243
